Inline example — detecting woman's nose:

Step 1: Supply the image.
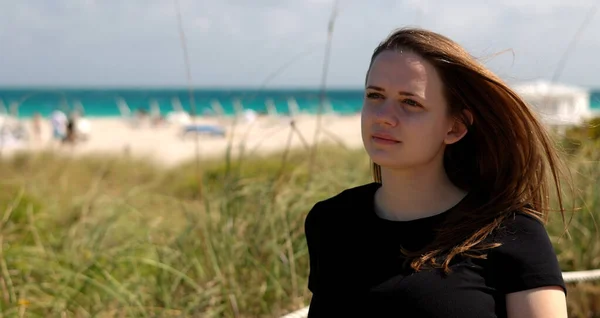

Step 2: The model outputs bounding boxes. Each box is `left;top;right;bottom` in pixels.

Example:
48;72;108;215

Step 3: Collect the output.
373;100;398;127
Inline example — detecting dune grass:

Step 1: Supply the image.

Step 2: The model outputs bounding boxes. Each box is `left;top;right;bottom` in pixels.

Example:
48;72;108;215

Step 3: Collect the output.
0;133;599;317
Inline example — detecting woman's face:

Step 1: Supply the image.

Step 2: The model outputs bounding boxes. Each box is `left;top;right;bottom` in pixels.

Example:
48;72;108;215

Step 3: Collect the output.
361;50;461;172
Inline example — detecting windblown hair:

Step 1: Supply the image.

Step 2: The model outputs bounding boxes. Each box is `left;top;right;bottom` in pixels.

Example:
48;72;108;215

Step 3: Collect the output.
367;27;571;273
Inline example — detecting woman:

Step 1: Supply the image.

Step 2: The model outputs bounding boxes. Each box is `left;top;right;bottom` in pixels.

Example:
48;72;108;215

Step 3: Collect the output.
304;28;569;317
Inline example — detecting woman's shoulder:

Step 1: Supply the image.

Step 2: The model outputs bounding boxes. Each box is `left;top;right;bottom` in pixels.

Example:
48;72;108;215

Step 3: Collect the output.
486;210;566;294
305;182;380;225
314;182;380;207
494;210;550;241
487;210;556;252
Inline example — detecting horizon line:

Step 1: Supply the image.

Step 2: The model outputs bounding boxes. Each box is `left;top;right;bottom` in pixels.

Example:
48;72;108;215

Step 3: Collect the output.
0;84;367;91
0;80;598;91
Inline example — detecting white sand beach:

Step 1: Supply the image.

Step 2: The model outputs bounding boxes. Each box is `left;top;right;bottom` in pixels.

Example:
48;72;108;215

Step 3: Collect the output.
0;113;365;166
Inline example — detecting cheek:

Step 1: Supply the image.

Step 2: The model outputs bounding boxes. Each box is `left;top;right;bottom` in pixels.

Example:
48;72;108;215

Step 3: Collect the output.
360;105;374;128
404;113;448;141
360;103;373;118
360;108;368;136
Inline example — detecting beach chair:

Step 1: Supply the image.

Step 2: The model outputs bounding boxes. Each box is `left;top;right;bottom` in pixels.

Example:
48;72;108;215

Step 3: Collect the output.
210;98;248;126
150;99;160;115
0;100;24;145
209;99;231;125
231;98;258;125
262;98;281;127
115;97;139;127
73;99;85;115
210;99;226;117
232;98;243;117
262;97;295;127
265;98;278;117
321;97;341;120
287;97;301;119
2;100;21;130
166;97;192;125
149;99;161;121
0;99;6;128
0;99;6;115
8;101;19;117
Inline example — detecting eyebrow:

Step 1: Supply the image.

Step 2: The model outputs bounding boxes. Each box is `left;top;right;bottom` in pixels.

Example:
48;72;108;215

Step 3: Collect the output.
366;85;417;97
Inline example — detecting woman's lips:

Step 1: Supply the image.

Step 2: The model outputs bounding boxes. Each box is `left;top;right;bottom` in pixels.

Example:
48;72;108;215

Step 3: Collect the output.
372;133;400;145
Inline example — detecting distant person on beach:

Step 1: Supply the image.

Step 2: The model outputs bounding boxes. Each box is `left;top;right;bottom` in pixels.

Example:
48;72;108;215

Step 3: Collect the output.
304;28;569;317
32;112;42;142
62;113;77;144
136;107;148;119
50;109;67;141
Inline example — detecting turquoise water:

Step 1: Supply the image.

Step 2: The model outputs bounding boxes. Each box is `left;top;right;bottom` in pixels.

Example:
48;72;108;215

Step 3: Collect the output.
0;88;365;118
0;87;599;118
591;91;600;110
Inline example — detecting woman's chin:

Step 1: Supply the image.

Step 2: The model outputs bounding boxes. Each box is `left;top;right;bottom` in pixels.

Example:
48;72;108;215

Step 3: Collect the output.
369;154;403;168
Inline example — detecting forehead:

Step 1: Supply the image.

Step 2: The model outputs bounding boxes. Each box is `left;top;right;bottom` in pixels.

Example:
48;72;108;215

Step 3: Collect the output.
366;50;442;97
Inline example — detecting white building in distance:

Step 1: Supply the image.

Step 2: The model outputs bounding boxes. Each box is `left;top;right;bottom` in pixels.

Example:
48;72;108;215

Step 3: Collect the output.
511;80;593;128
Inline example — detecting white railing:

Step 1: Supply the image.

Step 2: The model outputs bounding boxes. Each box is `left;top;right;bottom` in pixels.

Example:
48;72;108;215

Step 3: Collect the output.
280;269;600;318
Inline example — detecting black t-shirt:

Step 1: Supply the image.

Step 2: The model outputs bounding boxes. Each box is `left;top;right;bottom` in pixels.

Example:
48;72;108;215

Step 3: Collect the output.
304;182;566;318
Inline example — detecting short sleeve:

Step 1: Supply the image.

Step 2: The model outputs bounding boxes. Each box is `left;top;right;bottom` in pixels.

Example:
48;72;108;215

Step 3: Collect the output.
304;202;322;293
487;213;566;295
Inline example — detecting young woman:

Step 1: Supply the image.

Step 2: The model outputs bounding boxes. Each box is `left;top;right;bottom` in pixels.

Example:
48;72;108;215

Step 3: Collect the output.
304;28;569;318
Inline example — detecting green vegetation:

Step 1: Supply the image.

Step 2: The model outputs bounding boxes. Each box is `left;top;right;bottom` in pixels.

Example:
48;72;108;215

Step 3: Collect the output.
1;119;599;317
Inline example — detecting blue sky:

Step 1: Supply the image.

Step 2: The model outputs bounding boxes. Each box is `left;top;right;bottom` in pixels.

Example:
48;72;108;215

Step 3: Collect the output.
0;0;599;88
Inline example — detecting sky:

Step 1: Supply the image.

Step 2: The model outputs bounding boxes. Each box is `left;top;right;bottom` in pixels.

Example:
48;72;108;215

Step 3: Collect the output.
0;0;599;89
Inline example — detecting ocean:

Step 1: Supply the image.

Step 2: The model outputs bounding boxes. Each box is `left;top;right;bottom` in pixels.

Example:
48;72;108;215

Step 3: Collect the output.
0;88;366;118
0;88;599;119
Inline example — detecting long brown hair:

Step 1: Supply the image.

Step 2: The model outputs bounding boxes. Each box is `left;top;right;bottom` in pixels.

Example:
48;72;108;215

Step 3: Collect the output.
367;27;571;273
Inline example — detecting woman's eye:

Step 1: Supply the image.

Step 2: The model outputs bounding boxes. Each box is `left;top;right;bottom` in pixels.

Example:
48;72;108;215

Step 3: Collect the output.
402;99;420;107
366;92;383;99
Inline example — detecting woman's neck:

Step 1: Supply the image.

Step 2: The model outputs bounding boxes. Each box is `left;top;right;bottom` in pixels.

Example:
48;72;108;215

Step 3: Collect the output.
375;165;468;221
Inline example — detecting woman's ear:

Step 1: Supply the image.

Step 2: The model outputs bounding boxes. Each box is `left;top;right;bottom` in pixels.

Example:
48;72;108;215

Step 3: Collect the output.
445;109;473;145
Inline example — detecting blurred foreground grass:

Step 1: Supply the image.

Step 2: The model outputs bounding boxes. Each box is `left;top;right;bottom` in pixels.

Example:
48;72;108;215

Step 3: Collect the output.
0;132;599;317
